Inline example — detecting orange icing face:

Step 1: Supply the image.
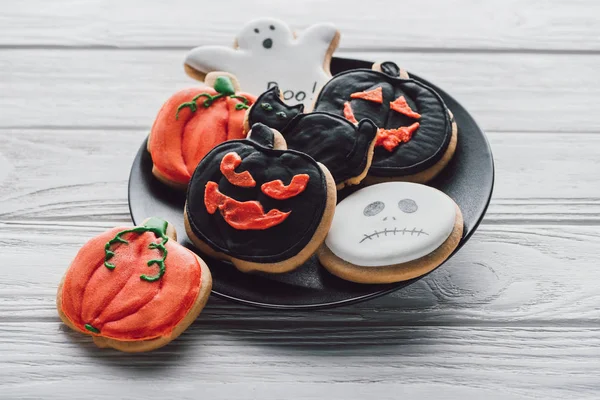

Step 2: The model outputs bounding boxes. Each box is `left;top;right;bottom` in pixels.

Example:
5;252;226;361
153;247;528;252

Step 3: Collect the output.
220;152;257;188
60;227;202;341
350;87;383;103
261;174;310;200
375;122;420;152
204;182;290;230
343;90;422;152
148;87;256;186
390;96;421;119
343;101;358;124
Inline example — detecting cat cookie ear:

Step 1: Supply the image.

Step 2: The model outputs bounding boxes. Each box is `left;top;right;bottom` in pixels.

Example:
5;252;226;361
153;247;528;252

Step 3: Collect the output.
247;123;287;150
264;85;306;113
205;72;242;92
372;61;410;79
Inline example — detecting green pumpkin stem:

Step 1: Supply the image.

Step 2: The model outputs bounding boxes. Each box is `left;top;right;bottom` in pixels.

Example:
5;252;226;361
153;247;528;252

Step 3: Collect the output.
103;218;170;282
174;76;250;119
213;76;236;95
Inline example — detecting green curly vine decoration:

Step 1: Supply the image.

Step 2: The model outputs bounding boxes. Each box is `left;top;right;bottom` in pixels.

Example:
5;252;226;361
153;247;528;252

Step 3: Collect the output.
103;217;170;283
175;76;250;119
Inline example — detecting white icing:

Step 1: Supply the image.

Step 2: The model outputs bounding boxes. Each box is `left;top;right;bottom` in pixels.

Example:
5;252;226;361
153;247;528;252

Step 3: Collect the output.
184;18;338;108
325;182;457;267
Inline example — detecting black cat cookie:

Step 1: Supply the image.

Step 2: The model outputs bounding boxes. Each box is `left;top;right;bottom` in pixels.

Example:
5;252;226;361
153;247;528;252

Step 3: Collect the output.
245;85;378;189
184;123;337;274
313;62;458;184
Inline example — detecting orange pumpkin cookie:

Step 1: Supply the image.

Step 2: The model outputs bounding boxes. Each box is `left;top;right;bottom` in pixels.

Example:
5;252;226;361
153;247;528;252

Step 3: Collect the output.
57;218;212;352
148;73;256;189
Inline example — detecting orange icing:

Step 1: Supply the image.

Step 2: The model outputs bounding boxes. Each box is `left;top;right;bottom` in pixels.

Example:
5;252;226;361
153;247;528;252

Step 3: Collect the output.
220;152;256;187
261;174;310;200
148;88;256;185
390;96;421;119
60;228;202;341
343;101;358;124
204;182;290;230
375;122;420;151
350;87;383;103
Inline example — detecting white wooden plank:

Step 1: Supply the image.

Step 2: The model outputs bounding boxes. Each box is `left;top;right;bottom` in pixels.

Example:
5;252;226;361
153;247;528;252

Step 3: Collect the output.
2;222;600;396
1;129;599;225
1;0;598;51
2;222;600;397
2;225;600;395
2;50;599;132
0;324;599;399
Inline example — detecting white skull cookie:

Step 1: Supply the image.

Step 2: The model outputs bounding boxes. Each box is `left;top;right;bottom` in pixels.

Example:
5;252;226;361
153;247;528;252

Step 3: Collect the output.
184;18;340;108
319;182;463;284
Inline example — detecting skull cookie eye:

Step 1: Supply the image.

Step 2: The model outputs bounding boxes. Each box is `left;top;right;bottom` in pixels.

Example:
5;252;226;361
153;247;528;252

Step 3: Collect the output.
398;199;418;213
364;201;385;216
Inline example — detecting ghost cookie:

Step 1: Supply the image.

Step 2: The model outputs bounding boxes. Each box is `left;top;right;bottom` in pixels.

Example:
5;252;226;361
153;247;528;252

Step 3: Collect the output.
245;85;378;189
148;74;256;189
313;62;458;184
318;182;463;284
184;18;340;108
57;218;212;352
184;123;336;274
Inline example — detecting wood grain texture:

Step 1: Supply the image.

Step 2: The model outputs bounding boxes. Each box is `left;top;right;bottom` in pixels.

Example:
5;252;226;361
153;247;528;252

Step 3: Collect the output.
2;50;599;131
2;1;600;398
0;324;599;399
1;0;599;51
2;224;600;398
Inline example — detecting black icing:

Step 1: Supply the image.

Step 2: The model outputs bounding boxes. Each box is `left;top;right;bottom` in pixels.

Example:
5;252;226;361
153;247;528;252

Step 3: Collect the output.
248;123;275;148
248;87;378;185
281;115;377;184
248;86;304;132
379;61;401;77
313;69;452;177
186;133;328;263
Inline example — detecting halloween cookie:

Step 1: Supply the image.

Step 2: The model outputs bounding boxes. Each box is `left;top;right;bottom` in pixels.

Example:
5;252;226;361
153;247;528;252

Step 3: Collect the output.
318;182;463;284
184;18;340;108
148;74;256;189
313;62;458;184
245;85;378;189
185;123;336;274
57;218;212;352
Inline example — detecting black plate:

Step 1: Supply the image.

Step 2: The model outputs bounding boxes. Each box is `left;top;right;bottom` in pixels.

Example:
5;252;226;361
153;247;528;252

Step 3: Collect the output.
128;57;494;310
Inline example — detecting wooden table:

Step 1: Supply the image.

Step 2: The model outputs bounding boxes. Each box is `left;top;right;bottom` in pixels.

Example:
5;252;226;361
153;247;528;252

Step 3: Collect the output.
2;1;599;398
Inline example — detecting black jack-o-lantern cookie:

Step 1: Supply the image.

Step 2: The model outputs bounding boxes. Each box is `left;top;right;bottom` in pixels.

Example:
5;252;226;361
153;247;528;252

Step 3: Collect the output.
313;62;458;184
184;123;337;274
244;85;378;189
317;182;463;284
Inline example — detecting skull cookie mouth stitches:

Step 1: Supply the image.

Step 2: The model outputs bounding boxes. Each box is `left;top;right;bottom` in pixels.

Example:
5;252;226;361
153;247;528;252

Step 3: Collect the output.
359;227;429;243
